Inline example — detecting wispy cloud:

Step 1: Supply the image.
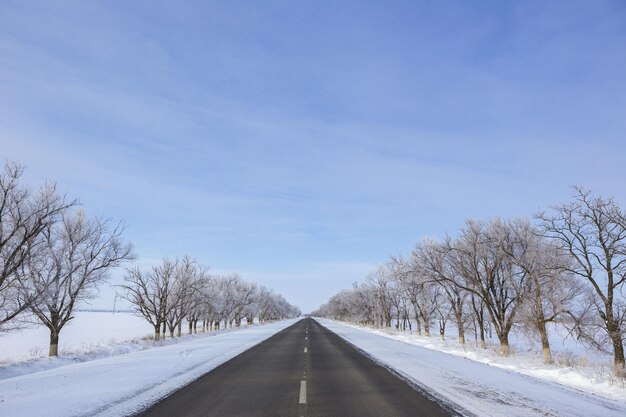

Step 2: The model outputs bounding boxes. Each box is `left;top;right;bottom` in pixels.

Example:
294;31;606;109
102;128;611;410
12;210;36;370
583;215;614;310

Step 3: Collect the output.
1;0;625;309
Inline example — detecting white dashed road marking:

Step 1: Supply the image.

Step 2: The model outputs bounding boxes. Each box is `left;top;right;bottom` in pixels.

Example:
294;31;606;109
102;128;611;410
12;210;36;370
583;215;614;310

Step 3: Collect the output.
299;380;307;404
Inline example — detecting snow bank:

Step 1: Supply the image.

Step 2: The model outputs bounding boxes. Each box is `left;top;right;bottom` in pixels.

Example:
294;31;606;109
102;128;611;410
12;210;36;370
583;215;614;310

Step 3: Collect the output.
0;319;298;417
316;318;626;417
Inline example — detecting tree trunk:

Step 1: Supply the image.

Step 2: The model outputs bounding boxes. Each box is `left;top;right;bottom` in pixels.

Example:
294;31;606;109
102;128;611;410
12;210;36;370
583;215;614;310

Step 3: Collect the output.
423;314;430;337
537;320;553;364
472;297;486;348
188;321;193;335
455;312;465;345
154;324;161;341
49;330;60;357
479;321;486;349
177;321;182;337
415;313;422;336
608;320;626;377
533;280;553;364
498;333;510;356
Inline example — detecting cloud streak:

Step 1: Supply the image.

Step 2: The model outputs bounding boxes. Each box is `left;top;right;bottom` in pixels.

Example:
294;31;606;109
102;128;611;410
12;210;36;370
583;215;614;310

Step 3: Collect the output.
1;1;625;310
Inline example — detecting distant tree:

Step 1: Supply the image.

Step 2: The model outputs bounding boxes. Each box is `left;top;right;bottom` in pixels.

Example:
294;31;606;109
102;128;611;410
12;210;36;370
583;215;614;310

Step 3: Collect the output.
165;256;205;337
122;259;299;339
120;259;178;341
413;239;470;344
28;210;133;356
0;161;75;331
366;265;394;328
186;272;212;334
391;257;425;335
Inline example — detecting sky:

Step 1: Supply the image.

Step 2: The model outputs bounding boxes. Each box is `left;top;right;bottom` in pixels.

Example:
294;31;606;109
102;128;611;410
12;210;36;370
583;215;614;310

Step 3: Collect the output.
1;1;625;313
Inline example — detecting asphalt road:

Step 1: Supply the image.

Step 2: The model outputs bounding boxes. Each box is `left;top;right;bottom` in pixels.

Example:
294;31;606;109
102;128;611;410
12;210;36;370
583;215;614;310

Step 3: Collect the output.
137;317;455;417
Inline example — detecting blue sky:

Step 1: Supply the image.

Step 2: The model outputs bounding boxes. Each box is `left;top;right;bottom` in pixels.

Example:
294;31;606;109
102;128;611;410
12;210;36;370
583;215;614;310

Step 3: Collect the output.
1;1;626;312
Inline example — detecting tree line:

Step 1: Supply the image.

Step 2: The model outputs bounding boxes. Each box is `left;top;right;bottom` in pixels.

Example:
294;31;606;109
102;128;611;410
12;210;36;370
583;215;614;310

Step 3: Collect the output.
0;161;299;357
120;257;300;340
313;187;626;378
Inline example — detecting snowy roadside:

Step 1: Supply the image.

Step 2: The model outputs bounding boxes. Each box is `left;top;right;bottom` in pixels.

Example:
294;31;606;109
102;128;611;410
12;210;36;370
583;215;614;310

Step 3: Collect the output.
1;318;260;381
316;318;626;417
0;319;298;417
318;319;625;402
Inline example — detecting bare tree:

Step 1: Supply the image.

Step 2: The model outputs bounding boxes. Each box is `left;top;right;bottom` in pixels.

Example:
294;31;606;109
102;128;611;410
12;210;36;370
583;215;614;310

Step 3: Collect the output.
433;289;451;340
366;265;394;328
391;257;424;335
469;293;488;348
447;219;531;355
120;259;178;341
186;272;212;334
28;210;133;356
231;280;257;327
213;274;242;328
538;187;626;376
500;220;582;363
254;287;299;321
414;239;470;344
165;257;204;337
0;161;75;331
123;258;299;339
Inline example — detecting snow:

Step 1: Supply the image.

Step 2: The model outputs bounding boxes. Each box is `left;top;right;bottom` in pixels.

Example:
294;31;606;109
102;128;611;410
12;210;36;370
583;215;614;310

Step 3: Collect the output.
0;311;154;364
327;320;625;401
316;318;626;417
0;319;297;417
3;314;624;417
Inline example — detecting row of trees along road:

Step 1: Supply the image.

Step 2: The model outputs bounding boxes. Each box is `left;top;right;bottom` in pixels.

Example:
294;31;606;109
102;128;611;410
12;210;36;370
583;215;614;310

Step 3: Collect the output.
0;161;299;356
313;187;626;378
0;161;134;356
120;258;300;340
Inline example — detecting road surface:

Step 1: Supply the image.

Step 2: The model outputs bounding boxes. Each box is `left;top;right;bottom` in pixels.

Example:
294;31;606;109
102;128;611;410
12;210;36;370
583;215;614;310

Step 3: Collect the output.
137;317;456;417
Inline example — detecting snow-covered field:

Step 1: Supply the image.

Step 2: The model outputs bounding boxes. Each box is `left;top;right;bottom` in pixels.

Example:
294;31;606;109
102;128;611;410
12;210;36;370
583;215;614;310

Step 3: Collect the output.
0;318;298;417
316;318;626;417
0;311;263;381
0;311;154;364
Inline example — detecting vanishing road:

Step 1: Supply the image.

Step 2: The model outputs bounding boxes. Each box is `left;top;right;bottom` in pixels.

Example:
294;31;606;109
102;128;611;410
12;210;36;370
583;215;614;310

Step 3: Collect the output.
137;317;456;417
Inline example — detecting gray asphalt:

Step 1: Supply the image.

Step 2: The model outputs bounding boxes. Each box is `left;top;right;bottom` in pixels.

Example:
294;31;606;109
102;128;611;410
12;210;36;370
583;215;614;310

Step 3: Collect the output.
136;317;455;417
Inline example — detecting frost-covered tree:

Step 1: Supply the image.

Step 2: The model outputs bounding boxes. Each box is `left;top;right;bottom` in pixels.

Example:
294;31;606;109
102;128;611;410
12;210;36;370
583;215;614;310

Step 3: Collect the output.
498;220;582;364
366;265;395;328
0;161;75;331
28;210;133;356
539;187;626;376
122;259;299;338
446;219;532;355
413;239;470;344
165;257;206;337
120;259;178;341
